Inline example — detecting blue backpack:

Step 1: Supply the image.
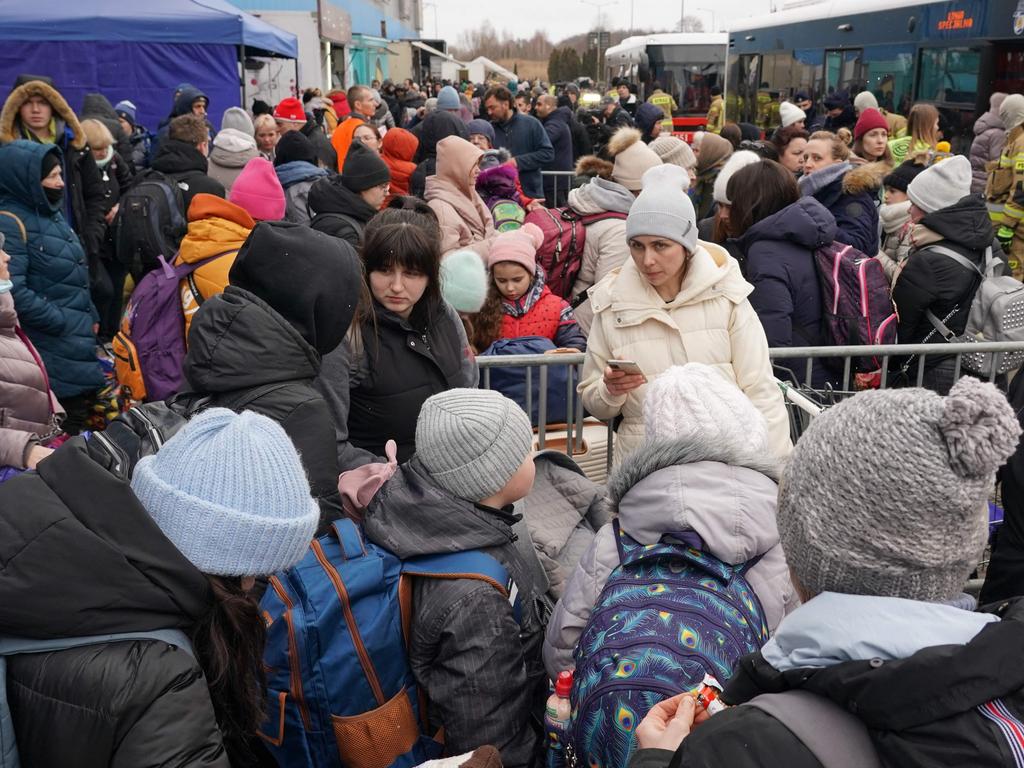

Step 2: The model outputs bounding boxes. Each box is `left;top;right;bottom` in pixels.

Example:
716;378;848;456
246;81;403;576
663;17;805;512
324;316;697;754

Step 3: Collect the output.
570;521;769;768
257;518;521;768
481;336;574;426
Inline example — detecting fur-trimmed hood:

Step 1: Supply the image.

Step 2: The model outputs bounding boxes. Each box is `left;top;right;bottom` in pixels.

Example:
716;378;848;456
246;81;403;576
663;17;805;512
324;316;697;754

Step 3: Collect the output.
574;155;614;179
842;161;888;195
606;126;642;158
0;80;85;149
600;435;782;566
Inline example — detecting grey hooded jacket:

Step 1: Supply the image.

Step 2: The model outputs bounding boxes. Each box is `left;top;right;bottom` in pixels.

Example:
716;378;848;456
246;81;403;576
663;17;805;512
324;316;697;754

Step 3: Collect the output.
543;435;798;680
363;458;548;768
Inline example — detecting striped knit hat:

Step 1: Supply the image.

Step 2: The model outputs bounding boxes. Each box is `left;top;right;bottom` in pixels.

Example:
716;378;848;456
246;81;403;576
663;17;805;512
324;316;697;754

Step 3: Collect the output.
415;389;533;501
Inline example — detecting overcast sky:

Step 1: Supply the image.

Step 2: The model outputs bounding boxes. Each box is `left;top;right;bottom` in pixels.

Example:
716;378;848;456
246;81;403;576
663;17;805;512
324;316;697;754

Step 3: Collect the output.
428;0;772;41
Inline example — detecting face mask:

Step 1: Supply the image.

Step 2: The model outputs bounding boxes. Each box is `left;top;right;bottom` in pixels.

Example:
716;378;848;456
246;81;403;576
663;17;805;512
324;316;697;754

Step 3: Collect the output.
44;186;64;206
0;279;12;294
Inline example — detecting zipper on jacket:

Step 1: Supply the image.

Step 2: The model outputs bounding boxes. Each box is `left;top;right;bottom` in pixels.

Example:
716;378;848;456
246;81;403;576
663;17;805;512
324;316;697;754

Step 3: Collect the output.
269;576;312;730
310;539;387;706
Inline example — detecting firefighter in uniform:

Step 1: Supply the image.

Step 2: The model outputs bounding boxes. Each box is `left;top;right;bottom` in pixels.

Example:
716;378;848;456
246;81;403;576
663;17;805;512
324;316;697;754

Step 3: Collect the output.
986;93;1024;280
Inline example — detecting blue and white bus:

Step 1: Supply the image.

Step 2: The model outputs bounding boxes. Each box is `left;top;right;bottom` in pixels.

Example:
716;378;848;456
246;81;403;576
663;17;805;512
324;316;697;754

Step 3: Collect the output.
727;0;1024;148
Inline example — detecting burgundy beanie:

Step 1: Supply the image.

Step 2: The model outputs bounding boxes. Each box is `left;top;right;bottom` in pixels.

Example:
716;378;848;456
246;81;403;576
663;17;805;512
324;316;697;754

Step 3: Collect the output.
854;108;889;141
229;157;286;221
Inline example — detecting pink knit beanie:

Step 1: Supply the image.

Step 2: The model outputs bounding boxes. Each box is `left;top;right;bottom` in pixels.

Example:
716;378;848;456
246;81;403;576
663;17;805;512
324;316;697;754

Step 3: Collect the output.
229;157;286;221
487;222;543;275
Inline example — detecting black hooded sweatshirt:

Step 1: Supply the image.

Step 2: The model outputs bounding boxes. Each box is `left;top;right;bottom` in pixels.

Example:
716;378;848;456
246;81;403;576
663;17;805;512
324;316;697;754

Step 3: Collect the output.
183;222;361;528
410;110;469;197
0;440;228;767
892;193;1002;369
150;138;226;212
308;174;378;248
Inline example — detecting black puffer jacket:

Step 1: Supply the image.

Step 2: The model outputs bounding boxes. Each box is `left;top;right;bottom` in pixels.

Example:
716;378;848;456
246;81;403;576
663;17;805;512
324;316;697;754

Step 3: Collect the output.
150;138;226;212
316;298;478;471
631;597;1024;768
183;286;345;527
0;440;228;767
892;194;999;366
308;174;377;248
411;111;469;197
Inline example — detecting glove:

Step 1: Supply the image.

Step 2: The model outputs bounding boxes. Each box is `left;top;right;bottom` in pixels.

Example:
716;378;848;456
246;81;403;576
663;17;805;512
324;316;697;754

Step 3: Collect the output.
998;225;1015;250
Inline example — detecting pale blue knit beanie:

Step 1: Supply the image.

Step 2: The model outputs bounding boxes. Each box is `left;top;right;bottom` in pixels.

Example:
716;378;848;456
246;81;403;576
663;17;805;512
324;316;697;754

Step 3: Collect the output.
131;408;319;577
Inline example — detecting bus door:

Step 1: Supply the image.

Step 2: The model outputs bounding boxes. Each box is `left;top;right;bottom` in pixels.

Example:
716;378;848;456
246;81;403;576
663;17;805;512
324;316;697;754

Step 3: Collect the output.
734;54;761;124
825;48;865;98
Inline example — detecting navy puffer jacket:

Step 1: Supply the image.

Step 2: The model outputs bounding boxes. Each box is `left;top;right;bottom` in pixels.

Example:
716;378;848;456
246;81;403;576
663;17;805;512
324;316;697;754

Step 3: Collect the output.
737;196;837;388
0;141;102;398
798;161;880;256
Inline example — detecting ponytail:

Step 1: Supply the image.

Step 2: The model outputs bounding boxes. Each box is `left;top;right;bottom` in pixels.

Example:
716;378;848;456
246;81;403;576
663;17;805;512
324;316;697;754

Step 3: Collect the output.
191;575;267;763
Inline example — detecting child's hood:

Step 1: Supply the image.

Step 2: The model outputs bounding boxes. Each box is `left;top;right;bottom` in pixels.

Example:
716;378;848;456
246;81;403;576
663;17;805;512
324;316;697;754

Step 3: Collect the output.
436;135;484;193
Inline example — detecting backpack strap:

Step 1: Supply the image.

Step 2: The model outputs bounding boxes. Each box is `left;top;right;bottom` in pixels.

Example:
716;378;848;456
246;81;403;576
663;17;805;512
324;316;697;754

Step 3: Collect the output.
744;690;881;768
0;629;193;768
401;551;521;624
926;244;986;277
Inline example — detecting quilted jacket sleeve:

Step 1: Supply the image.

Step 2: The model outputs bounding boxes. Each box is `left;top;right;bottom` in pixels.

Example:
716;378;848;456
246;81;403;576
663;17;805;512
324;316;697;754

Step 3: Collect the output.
578;308;628;420
746;244;796;349
1;219;68;336
543;524;617;681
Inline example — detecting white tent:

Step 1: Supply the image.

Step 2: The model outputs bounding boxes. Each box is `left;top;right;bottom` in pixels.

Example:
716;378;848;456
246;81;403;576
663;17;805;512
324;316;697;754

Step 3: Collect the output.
467;56;516;83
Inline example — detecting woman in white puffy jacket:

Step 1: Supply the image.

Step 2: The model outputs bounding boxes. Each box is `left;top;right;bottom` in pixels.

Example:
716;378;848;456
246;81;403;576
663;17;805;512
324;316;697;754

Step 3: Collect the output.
545;364;798;679
577;164;791;463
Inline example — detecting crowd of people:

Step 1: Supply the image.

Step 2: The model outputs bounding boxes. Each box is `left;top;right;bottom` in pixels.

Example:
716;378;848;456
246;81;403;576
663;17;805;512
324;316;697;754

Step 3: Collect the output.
1;66;1024;768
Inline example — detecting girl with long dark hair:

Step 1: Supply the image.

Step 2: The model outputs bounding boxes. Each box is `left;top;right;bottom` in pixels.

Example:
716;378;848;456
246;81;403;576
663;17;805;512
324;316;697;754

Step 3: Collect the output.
317;206;478;471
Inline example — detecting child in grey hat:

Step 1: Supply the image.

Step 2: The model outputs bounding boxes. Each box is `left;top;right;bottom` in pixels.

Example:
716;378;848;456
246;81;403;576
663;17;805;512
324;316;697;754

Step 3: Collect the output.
343;388;547;766
630;377;1024;768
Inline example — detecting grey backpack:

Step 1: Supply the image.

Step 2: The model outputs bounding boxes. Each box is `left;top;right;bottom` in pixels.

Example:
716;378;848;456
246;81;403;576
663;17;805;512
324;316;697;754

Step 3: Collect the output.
926;245;1024;376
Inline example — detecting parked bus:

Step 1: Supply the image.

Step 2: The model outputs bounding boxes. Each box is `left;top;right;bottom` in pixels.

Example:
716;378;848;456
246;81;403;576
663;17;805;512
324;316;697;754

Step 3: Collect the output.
727;0;1024;150
605;33;729;136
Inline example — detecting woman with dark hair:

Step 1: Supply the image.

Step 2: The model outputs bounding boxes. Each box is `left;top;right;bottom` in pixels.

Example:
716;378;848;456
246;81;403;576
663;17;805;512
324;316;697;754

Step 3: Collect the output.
770;125;808;175
729;160;837;387
0;407;319;767
316;207;478;471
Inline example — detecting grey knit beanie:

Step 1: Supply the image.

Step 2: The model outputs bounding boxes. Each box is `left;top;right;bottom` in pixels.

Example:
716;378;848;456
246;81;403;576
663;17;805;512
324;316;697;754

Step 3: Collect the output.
778;378;1021;602
131;408;319;577
626;164;698;252
648;135;696;170
907;155;972;214
416;388;534;501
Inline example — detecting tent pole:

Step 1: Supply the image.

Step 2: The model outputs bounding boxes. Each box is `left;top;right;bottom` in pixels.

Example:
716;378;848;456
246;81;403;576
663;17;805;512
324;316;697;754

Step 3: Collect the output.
239;45;247;111
294;58;300;96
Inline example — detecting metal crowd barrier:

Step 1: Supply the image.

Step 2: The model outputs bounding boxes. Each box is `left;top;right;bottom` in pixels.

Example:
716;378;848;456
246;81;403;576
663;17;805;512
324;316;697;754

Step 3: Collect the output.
539;170;577;207
478;341;1024;473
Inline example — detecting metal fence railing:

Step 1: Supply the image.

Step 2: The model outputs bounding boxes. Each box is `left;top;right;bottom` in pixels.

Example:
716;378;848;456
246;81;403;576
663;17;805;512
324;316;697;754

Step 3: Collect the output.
478;341;1024;475
539;170;577;207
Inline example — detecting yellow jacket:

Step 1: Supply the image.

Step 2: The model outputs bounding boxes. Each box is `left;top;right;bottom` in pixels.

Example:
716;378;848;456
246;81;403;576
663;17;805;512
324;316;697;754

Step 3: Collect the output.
706;95;724;134
174;194;255;338
578;241;792;463
649;90;678;131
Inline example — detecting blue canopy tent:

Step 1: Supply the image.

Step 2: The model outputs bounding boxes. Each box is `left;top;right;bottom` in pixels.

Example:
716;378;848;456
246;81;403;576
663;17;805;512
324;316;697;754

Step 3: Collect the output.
0;0;298;133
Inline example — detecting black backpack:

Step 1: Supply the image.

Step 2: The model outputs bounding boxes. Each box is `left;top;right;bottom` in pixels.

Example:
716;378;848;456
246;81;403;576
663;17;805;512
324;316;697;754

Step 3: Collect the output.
114;169;187;281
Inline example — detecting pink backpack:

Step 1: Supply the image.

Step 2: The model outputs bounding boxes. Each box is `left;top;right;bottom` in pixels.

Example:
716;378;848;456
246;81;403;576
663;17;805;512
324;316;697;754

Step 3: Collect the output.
524;207;627;298
813;242;898;371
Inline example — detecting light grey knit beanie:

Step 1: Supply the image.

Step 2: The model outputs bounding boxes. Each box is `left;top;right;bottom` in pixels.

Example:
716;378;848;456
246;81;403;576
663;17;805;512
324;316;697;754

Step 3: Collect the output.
626;164;698;252
907;155;972;214
778;378;1021;602
131;408;319;577
649;135;696;170
221;106;255;136
416;388;534;501
853;90;878;113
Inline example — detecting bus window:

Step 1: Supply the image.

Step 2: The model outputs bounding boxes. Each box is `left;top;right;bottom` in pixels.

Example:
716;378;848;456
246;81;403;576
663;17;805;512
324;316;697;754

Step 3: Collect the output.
862;44;915;115
735;54;761;123
826;49;864;95
917;47;981;104
793;48;824;100
992;44;1024;97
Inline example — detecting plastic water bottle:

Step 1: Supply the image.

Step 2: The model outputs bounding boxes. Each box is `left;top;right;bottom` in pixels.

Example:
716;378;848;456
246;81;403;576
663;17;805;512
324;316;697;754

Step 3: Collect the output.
545;670;574;768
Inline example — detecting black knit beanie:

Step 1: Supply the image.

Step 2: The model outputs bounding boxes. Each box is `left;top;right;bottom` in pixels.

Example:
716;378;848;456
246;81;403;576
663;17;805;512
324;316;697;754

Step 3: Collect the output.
883;160;928;193
341;141;391;192
274;130;318;167
40;150;61;180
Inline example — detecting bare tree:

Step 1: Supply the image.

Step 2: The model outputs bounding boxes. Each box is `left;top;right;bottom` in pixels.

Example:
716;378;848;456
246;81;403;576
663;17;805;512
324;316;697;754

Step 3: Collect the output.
674;16;705;32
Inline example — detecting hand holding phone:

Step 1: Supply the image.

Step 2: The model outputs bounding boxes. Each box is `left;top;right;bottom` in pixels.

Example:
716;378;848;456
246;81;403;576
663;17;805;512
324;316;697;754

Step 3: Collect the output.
604;360;647;396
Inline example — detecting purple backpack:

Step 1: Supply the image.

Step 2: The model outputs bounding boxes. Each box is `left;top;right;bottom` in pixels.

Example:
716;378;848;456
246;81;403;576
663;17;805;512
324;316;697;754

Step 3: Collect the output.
112;252;229;403
813;242;898;371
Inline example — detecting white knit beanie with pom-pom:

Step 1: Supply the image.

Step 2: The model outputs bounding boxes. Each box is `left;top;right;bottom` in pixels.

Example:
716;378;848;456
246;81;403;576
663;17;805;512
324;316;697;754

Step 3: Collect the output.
778;377;1022;602
642;363;770;456
607;127;663;192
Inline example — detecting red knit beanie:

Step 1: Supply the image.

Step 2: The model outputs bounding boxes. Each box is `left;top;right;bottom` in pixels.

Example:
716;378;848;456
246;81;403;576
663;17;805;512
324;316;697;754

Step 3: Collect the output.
854;108;889;140
229;158;286;221
274;97;306;123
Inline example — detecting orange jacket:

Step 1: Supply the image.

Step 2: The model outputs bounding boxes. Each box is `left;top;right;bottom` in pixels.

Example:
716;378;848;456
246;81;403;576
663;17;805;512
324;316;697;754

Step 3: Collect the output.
330;117;365;172
174;194;255;337
381;128;419;202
